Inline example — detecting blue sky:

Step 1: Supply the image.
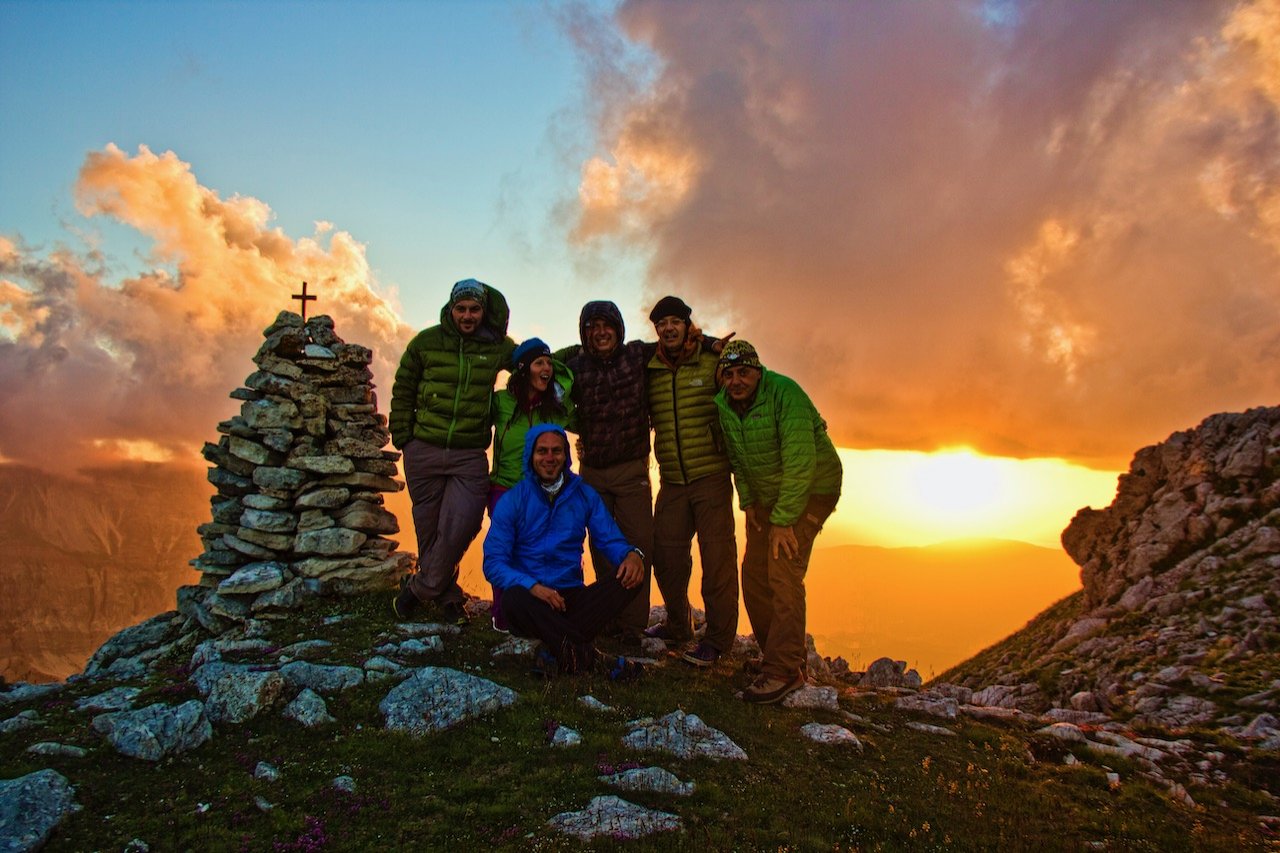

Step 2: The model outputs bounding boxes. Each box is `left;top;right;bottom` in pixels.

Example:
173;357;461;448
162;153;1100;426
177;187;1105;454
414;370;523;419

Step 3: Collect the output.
0;0;640;343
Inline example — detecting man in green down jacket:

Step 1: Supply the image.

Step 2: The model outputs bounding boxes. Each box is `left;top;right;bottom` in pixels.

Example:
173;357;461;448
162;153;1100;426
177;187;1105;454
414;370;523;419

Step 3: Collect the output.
389;279;516;623
714;340;842;704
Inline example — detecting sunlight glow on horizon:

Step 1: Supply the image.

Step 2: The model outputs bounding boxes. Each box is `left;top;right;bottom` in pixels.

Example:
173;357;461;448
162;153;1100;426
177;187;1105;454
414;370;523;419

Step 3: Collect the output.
826;447;1121;550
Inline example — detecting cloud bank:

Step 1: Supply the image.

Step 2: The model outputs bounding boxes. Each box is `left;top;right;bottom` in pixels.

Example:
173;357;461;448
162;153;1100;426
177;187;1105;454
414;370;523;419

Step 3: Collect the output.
0;144;413;474
567;0;1280;465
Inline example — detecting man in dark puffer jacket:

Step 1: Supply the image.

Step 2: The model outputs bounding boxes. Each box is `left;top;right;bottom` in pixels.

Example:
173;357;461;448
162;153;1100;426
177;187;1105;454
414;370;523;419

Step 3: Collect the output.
555;301;656;642
389;279;516;623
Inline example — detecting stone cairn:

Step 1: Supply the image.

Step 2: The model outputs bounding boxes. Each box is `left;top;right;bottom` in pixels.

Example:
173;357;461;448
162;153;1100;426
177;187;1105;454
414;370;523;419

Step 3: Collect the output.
182;311;412;633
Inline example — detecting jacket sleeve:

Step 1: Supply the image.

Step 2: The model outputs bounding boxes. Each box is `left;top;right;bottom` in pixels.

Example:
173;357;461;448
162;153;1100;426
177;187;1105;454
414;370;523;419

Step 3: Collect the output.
388;337;423;449
770;381;818;527
482;489;539;591
582;486;635;568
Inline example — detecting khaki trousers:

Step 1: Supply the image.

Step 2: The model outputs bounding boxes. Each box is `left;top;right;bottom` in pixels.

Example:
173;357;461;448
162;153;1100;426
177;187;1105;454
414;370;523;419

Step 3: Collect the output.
742;493;838;680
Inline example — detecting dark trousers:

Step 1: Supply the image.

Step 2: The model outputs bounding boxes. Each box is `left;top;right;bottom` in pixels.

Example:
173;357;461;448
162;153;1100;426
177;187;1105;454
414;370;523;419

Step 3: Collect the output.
652;472;738;651
401;440;488;607
580;457;654;637
503;571;642;673
741;493;838;680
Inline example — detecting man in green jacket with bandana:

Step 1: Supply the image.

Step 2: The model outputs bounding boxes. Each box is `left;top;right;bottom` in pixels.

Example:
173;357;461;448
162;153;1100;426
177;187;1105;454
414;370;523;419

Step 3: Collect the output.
389;279;516;623
715;340;842;704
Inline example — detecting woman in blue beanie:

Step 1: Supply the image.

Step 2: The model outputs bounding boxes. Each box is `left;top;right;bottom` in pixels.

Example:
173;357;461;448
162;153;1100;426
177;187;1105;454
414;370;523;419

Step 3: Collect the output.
486;337;575;630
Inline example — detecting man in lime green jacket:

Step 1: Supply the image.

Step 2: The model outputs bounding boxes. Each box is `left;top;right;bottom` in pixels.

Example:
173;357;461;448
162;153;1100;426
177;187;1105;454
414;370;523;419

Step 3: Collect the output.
645;296;738;668
389;279;516;623
715;340;842;704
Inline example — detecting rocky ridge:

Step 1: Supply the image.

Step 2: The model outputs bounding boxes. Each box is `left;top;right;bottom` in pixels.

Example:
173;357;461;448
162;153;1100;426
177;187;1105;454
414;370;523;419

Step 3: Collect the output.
185;311;412;634
936;407;1279;747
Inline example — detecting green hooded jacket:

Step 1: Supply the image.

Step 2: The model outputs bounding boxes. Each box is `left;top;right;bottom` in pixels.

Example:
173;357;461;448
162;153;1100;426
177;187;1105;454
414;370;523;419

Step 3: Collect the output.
389;282;517;450
714;368;842;527
489;358;575;488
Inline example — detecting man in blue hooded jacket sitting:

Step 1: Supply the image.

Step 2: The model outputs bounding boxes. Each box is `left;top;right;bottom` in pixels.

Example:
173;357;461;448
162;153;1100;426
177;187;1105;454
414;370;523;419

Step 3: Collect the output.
483;422;646;676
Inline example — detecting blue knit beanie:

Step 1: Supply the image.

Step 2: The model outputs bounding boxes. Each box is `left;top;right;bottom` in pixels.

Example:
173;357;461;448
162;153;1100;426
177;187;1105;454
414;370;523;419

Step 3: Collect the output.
513;337;551;373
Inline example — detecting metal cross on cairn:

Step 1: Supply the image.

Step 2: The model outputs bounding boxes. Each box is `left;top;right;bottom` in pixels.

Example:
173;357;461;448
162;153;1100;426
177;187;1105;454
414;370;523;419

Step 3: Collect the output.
292;281;317;321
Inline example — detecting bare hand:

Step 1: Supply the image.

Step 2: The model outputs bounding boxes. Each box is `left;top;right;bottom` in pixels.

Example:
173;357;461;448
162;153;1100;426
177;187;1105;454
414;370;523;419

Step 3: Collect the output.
709;331;737;355
770;525;799;560
531;583;566;612
616;552;645;589
744;505;764;532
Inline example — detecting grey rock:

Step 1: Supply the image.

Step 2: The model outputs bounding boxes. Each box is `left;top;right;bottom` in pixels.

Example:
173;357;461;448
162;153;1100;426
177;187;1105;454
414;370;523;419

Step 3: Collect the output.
782;684;840;711
254;762;280;783
905;721;957;736
334;501;399;534
241;398;301;430
491;636;539;659
332;775;356;793
228;436;275;465
599;767;694;796
239;509;296;534
0;711;41;735
550;725;582;748
84;612;183;676
548;795;681;841
622;710;747;761
252;578;307;612
287;455;355;475
0;769;79;852
1042;708;1110;726
282;689;336;728
1038;722;1088;743
294;487;351;509
0;683;62;710
800;723;864;748
280;661;365;694
74;687;141;713
277;640;334;660
91;701;212;761
218;563;285;595
25;742;89;759
252;466;309;492
579;696;615;713
294;527;367;556
861;657;919;689
206;670;287;724
380;667;517;736
894;694;958;719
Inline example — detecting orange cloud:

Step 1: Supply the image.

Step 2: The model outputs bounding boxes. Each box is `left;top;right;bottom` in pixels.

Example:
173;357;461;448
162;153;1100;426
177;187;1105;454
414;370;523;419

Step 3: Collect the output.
566;1;1280;466
0;145;412;474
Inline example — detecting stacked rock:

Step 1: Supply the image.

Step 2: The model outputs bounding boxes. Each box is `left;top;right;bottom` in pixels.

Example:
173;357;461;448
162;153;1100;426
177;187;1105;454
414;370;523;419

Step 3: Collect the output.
184;311;412;631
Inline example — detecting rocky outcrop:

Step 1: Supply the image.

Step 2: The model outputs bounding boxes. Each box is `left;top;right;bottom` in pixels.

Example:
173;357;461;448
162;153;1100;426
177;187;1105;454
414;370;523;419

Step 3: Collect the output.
939;407;1280;738
186;311;412;629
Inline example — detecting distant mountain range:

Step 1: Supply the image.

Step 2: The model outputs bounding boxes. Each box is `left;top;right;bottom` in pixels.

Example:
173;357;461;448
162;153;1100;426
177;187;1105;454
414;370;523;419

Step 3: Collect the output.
0;463;207;682
0;458;1079;684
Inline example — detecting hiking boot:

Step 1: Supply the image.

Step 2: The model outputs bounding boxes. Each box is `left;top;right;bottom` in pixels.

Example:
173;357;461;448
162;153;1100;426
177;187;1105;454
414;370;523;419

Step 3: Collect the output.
742;672;805;705
600;653;645;683
441;601;469;627
392;587;421;620
681;641;721;668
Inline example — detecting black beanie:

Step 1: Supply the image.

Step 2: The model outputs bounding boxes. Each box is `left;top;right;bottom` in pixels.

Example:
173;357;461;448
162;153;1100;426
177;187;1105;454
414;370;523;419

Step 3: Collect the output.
649;295;692;323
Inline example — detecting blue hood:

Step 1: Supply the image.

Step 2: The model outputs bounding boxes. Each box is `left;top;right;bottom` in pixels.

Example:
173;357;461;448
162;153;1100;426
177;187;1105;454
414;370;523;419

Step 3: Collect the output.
522;423;573;479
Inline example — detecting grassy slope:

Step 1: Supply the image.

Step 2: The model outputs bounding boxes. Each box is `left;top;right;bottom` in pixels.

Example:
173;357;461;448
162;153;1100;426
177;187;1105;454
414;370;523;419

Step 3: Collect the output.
0;592;1272;852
